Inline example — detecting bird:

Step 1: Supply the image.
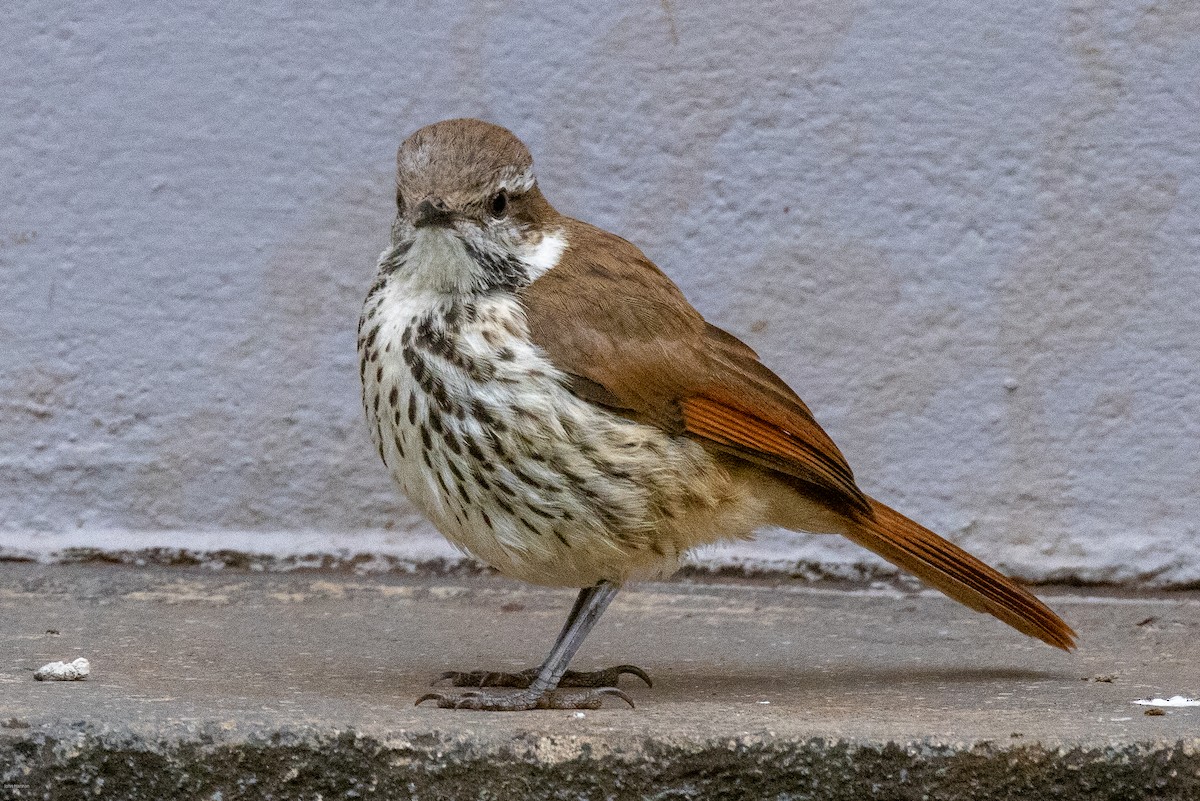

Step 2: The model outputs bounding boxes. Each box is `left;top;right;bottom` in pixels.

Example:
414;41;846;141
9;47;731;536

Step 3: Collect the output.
357;118;1076;711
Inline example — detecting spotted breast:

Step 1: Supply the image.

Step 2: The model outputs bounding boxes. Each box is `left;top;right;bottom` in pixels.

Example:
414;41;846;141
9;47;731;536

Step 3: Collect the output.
358;234;761;588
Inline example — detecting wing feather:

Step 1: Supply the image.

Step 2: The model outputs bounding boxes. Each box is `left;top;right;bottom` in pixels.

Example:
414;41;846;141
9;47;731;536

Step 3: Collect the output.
522;218;868;513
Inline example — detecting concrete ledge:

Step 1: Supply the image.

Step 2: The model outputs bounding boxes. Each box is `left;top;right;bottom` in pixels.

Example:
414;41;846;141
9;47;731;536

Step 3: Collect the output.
3;563;1199;799
4;729;1199;800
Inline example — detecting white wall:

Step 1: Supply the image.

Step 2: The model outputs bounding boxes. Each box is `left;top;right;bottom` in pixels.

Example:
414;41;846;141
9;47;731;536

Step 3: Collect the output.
3;1;1198;585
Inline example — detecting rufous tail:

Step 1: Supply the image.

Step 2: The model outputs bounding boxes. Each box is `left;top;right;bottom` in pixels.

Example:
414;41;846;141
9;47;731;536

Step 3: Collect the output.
844;497;1076;651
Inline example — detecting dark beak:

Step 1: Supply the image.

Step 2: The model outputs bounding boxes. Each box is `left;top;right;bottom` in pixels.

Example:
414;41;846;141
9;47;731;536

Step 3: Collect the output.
414;197;455;228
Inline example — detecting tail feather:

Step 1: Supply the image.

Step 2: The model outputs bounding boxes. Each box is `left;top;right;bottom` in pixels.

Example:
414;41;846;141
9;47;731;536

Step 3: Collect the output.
846;498;1077;651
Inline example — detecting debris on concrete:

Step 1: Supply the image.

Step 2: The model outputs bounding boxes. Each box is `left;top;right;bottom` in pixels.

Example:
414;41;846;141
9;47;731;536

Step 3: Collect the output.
1133;695;1199;707
33;657;90;681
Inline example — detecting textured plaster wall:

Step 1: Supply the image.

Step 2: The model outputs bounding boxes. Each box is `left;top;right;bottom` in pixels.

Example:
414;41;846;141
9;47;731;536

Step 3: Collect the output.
3;1;1199;584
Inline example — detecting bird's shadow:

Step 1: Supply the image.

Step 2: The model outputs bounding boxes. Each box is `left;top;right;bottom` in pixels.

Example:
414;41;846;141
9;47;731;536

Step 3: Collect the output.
654;664;1069;695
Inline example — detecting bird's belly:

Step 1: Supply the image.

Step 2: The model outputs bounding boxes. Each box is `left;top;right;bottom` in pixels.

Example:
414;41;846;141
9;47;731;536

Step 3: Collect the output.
359;292;761;587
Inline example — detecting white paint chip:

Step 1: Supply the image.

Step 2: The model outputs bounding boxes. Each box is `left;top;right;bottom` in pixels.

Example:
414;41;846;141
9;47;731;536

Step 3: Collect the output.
1133;696;1200;707
34;657;90;681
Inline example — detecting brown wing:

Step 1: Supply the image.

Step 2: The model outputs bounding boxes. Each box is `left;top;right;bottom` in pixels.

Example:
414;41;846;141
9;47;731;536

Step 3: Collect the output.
521;218;870;515
522;218;1076;651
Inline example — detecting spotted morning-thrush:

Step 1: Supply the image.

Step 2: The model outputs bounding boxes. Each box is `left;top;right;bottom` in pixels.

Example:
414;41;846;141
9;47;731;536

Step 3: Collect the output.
357;118;1076;712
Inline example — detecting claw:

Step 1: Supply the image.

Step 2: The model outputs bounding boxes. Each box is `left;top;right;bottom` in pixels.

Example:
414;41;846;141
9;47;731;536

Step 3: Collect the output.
611;665;653;688
595;687;636;709
415;692;447;707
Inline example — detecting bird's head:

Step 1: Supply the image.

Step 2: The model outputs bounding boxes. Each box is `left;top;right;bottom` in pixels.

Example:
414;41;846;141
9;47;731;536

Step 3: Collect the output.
388;118;565;294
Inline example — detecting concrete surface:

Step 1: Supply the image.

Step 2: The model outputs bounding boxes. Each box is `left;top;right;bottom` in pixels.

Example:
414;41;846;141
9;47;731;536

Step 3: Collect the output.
4;2;1200;586
2;562;1199;799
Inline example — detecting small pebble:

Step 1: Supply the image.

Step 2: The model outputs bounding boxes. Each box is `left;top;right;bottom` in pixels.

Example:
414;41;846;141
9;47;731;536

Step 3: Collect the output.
33;657;90;681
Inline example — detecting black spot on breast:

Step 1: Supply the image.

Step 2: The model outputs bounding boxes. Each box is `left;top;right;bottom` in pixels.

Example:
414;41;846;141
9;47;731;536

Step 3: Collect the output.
375;365;384;383
472;399;506;432
510;465;548;491
429;377;451;412
408;352;429;386
394;435;406;458
527;504;556;520
595;460;632;481
480;510;494;530
496;347;515;361
484;429;511;461
420;424;432;451
471;467;492;489
364;275;387;301
555;531;571;547
464;436;487;462
407;393;417;425
416;314;435;343
428;407;443;434
388;386;398;406
379;240;412;276
441;427;462;455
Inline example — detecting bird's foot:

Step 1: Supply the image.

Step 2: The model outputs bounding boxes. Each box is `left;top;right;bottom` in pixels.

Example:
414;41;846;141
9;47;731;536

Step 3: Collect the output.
435;664;652;689
416;686;635;711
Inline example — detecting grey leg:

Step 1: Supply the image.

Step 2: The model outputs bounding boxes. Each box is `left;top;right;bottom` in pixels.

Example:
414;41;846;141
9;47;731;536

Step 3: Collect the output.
436;583;651;690
418;582;642;710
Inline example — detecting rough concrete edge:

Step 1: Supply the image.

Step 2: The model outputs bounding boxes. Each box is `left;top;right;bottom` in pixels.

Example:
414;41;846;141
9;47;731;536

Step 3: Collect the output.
0;528;928;586
2;726;1198;800
6;528;1190;591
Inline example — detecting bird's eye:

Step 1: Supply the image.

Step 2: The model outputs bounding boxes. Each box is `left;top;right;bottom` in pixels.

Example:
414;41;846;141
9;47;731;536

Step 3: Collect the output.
489;190;509;218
